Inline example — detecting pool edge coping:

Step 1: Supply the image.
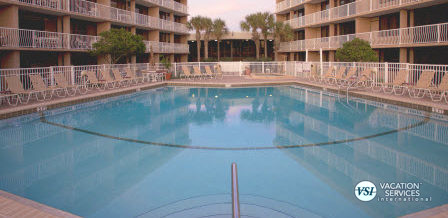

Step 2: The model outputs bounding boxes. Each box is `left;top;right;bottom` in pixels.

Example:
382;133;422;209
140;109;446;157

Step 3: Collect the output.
0;80;447;120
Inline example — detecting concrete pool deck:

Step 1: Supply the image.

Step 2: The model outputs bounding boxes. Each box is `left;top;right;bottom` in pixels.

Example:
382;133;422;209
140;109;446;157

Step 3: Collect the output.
0;190;79;217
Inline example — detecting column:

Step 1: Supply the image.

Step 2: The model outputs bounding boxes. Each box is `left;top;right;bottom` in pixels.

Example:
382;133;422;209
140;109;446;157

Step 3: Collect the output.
62;16;71;66
329;23;336;61
96;0;112;64
230;40;234;60
399;10;408;63
0;5;19;68
148;7;160;64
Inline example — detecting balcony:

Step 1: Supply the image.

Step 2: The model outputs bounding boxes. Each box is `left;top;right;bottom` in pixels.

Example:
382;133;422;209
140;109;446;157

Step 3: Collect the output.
145;41;189;54
283;0;422;29
0;27;99;50
0;27;189;54
8;0;189;34
279;22;448;52
275;0;308;14
141;0;188;14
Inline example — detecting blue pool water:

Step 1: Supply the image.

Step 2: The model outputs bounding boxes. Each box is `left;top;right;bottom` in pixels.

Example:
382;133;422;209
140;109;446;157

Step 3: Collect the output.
0;86;447;218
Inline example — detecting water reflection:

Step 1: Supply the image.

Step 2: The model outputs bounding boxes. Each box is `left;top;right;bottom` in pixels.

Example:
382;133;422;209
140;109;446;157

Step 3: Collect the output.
273;86;448;217
0;87;192;216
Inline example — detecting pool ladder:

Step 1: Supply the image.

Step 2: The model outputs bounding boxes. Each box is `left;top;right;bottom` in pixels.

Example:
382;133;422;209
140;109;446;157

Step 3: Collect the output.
231;162;240;218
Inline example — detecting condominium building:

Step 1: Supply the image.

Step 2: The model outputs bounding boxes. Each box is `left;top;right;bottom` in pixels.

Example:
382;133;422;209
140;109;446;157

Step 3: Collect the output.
275;0;448;64
0;0;189;68
187;32;275;61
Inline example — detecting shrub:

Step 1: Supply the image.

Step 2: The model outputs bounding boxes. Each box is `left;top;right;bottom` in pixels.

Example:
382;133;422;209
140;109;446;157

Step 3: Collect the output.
90;28;145;64
335;38;378;62
202;58;218;62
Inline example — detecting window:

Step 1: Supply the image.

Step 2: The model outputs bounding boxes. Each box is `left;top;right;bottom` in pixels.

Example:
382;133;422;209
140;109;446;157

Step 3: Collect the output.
160;32;170;43
321;1;329;10
160;11;170;21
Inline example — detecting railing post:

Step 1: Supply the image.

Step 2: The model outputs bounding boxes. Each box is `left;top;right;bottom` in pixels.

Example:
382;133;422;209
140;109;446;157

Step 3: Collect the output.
50;66;55;86
384;62;389;84
174;62;177;77
262;61;265;74
405;63;410;83
437;24;441;43
71;66;75;85
347;3;349;16
239;61;243;76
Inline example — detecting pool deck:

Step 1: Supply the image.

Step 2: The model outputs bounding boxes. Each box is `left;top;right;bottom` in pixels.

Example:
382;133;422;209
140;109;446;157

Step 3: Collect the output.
0;190;79;218
1;76;447;120
0;76;447;217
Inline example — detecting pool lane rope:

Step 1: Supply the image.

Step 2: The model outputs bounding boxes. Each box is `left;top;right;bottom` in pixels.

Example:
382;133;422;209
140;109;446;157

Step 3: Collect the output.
40;113;430;151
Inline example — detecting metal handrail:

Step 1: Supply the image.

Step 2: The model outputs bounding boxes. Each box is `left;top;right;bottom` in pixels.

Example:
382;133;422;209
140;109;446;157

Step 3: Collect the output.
231;162;240;218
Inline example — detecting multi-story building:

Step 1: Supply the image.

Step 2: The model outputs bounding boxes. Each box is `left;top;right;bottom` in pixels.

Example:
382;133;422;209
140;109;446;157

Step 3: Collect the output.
275;0;448;64
187;32;275;61
0;0;189;68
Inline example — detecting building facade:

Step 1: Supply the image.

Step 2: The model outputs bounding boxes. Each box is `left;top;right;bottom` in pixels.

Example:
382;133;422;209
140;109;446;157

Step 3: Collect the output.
188;32;274;62
0;0;189;68
275;0;448;64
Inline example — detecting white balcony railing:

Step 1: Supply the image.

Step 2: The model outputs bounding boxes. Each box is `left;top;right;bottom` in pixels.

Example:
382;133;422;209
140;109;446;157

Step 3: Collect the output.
0;27;99;50
276;0;308;13
0;27;189;54
10;0;189;34
143;0;188;14
145;41;189;54
279;22;448;52
283;0;421;29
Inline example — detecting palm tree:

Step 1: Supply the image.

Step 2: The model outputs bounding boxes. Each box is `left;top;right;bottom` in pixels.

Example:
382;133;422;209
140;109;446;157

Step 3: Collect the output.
260;12;274;59
187;16;204;62
241;13;263;60
272;21;293;61
212;18;228;61
202;17;213;60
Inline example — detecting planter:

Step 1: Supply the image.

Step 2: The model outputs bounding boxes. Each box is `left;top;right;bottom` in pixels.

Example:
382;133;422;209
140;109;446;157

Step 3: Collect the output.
165;72;172;80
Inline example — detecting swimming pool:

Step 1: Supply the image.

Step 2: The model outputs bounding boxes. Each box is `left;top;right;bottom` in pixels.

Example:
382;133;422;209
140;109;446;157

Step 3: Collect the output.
0;86;447;217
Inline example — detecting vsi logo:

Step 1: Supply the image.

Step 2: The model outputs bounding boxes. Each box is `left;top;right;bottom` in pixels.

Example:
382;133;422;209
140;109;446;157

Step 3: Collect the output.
355;181;377;201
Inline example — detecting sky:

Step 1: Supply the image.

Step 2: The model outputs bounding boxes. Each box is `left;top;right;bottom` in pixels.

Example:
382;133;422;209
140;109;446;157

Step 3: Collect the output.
189;0;275;32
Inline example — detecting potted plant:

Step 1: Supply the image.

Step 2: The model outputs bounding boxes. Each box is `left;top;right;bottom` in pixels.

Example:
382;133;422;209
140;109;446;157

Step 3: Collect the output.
161;57;172;80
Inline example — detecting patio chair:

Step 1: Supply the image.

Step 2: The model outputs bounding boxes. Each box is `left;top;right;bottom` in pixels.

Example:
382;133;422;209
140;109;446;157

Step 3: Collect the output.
181;66;193;80
406;70;435;98
83;71;107;90
320;66;335;83
373;70;408;95
215;64;223;79
336;67;358;87
427;73;448;102
29;74;63;100
351;68;377;89
112;69;132;87
5;75;42;103
124;68;144;84
204;65;215;79
99;70;119;89
326;66;346;84
54;73;88;96
193;66;204;79
0;93;20;106
308;68;319;82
